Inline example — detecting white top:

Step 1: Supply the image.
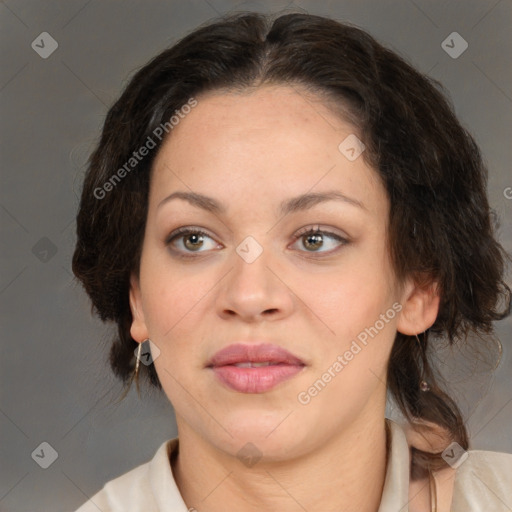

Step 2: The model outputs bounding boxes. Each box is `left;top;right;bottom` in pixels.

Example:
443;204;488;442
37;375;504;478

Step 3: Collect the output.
75;419;512;511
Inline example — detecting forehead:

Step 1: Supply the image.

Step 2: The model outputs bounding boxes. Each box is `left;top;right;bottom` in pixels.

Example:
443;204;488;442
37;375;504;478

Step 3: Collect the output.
149;85;384;214
161;85;353;144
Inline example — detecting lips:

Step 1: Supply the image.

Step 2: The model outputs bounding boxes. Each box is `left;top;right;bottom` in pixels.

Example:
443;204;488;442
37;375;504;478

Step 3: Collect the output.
207;343;306;393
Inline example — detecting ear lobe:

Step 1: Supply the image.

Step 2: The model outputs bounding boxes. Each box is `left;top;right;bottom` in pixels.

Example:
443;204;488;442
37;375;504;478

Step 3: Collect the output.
129;273;150;342
396;278;440;336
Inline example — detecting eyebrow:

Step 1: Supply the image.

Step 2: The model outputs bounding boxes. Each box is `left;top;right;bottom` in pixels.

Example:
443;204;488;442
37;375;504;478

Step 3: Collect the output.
157;190;366;215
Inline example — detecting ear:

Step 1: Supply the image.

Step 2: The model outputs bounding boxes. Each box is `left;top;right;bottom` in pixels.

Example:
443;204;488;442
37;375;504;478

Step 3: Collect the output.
129;273;150;342
396;276;440;335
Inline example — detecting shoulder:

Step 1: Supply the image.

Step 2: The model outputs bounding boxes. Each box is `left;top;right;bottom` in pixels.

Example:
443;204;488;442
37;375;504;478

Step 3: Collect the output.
452;448;512;508
74;438;187;512
75;461;156;512
462;447;512;473
389;419;512;511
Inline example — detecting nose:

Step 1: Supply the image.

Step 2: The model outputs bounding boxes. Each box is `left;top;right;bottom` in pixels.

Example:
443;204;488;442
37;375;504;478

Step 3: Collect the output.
216;244;294;323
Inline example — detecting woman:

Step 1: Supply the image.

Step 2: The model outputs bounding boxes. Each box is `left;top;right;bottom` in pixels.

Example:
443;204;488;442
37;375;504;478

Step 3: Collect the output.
72;11;512;512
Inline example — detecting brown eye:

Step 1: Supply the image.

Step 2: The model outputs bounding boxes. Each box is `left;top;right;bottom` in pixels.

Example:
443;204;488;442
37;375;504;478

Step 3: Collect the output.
302;232;324;251
292;226;348;255
166;227;220;256
182;232;205;251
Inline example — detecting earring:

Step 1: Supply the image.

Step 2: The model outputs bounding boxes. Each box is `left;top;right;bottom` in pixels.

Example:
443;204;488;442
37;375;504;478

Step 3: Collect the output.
134;338;150;381
135;341;143;380
420;380;430;392
415;333;430;392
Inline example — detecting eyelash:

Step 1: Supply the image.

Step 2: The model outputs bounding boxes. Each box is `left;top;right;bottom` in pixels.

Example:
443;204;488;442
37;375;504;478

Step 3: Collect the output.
165;225;349;259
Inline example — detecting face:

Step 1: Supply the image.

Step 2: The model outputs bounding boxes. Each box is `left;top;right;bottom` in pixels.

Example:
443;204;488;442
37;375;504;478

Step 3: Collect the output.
129;85;420;461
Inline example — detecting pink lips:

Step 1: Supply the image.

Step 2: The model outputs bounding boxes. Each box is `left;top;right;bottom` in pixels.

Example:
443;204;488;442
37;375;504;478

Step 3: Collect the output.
207;343;305;393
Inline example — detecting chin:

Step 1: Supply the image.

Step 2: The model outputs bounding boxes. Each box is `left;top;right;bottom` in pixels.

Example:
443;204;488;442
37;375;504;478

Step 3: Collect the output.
218;433;304;465
218;411;307;451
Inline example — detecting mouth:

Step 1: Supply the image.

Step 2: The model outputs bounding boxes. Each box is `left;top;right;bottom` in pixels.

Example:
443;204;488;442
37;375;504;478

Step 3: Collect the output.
207;343;306;393
229;361;283;367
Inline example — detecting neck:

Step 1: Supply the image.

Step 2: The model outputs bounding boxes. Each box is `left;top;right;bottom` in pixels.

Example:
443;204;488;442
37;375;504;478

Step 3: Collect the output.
171;411;389;512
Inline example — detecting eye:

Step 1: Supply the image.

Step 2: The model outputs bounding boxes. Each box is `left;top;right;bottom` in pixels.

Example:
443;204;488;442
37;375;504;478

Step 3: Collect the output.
290;225;348;255
165;227;220;257
165;224;349;259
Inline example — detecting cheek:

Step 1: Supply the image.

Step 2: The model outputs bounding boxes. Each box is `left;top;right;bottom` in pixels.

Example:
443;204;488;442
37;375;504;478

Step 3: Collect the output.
306;254;396;344
140;249;210;339
146;271;208;396
139;253;226;376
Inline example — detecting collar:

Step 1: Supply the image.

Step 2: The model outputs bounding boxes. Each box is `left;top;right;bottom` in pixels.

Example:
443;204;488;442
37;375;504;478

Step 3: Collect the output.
378;419;411;512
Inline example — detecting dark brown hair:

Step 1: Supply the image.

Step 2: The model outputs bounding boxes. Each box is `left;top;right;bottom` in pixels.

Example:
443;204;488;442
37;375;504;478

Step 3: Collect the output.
72;12;511;474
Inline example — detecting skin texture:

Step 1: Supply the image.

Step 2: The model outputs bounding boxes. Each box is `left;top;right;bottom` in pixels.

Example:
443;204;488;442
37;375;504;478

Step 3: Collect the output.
129;85;440;512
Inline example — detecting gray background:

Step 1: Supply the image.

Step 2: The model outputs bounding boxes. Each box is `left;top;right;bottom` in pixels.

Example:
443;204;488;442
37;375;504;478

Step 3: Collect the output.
1;0;511;510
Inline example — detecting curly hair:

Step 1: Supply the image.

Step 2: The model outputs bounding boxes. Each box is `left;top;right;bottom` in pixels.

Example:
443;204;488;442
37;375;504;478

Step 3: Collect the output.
72;11;511;475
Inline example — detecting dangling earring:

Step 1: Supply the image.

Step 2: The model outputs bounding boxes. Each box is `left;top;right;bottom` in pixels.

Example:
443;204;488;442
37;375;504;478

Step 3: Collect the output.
115;339;149;403
415;333;430;392
134;338;151;393
135;341;143;381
